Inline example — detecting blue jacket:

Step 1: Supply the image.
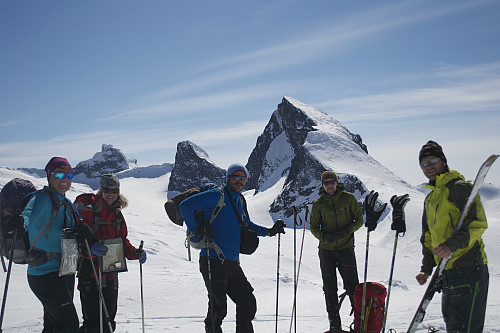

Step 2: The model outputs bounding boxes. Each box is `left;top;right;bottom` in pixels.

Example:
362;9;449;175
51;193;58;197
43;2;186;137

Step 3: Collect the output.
179;185;268;261
22;186;77;276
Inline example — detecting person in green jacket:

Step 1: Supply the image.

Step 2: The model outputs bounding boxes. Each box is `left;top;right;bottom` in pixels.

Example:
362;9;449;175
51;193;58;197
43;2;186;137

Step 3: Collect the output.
310;171;364;333
416;140;489;333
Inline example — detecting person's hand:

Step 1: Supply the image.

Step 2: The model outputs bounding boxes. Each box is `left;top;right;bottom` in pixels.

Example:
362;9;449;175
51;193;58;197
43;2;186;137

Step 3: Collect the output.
390;194;410;234
6;214;25;238
433;243;452;258
194;224;213;240
90;242;108;256
364;190;387;232
416;272;429;285
136;249;147;264
267;219;286;236
76;223;94;245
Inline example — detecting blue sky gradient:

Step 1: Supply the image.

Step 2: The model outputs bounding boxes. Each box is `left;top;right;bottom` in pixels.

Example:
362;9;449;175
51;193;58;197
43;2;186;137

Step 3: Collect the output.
1;0;499;185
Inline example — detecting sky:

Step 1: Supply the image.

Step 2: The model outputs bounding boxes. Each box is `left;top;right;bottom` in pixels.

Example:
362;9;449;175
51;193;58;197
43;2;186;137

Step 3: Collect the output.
1;0;500;186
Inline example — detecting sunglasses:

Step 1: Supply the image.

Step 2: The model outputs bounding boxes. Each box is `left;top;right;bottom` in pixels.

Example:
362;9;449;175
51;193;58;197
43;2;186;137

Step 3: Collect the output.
53;172;74;180
323;180;337;186
420;157;441;168
231;175;247;182
102;188;119;194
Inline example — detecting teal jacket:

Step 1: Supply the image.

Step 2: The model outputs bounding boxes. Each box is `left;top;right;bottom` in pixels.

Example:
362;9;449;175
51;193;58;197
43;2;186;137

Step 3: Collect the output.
310;184;364;250
23;186;77;276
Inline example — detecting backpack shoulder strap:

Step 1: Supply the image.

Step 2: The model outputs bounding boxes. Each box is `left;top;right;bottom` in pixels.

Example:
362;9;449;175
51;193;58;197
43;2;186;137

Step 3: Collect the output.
91;207;124;234
207;188;225;225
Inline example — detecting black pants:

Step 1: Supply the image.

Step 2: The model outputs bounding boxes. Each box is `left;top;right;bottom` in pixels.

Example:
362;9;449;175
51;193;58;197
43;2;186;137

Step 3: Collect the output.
442;264;489;333
27;272;79;333
319;247;359;327
200;257;257;333
77;276;118;333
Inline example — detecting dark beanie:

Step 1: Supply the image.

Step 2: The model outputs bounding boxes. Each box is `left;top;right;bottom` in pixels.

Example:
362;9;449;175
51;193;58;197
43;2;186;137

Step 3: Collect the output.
45;157;72;181
419;140;447;163
100;174;120;189
321;171;338;183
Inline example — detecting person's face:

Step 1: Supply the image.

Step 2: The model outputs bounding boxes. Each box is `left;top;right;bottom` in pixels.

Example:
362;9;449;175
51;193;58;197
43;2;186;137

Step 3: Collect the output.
48;167;73;195
227;171;247;193
420;156;447;182
322;178;337;196
101;186;119;205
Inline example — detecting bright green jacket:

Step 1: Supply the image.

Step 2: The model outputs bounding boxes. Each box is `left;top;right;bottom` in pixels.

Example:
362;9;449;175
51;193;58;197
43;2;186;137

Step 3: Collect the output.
310;184;363;250
420;170;488;274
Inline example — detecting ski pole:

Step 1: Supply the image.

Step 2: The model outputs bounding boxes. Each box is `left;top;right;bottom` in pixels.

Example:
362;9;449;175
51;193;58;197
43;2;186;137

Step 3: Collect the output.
360;230;370;333
275;232;281;333
0;230;18;332
207;256;216;333
185;229;191;262
289;206;300;333
0;252;6;273
84;240;114;333
381;233;399;333
139;240;145;333
289;206;308;333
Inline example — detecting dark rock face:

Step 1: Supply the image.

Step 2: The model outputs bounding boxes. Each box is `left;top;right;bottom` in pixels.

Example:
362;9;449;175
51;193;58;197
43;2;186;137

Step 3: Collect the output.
245;97;369;219
73;144;133;178
167;141;226;199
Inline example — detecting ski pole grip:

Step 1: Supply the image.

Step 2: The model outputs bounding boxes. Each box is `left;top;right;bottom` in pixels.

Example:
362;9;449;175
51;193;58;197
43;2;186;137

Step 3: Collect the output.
139;240;144;251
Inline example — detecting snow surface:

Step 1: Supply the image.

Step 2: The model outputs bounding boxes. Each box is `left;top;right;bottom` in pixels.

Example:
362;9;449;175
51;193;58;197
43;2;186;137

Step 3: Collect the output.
0;167;499;332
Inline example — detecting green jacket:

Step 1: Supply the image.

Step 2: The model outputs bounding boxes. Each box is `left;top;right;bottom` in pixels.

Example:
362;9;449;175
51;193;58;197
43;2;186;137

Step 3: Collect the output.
420;169;488;274
310;183;364;250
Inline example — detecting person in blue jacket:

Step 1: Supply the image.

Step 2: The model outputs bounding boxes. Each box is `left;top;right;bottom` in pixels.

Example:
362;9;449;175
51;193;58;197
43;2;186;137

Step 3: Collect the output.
180;163;285;333
21;157;92;333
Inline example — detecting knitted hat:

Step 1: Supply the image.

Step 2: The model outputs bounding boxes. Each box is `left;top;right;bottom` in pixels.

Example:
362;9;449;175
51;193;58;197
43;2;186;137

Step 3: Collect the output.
321;171;338;183
100;174;120;189
226;163;249;182
419;140;447;163
45;157;72;181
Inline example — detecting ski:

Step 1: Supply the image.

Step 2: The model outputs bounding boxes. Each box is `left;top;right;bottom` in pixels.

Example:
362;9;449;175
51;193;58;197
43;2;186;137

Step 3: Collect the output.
407;154;498;333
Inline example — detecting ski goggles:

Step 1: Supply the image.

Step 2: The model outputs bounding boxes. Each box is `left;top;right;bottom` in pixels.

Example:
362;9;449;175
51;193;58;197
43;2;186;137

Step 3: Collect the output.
323;180;337;186
420;157;441;168
53;172;74;180
230;175;247;182
102;188;119;194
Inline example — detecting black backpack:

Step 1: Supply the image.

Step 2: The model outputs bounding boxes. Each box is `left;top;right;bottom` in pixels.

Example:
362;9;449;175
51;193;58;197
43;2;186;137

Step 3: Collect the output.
0;178;60;264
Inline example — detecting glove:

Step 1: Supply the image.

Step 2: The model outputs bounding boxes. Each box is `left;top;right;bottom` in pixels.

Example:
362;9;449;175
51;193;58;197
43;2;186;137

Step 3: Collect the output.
194;224;213;240
6;214;26;238
364;190;387;232
76;223;94;245
322;228;349;242
390;194;410;234
267;219;286;236
136;249;147;264
90;242;108;256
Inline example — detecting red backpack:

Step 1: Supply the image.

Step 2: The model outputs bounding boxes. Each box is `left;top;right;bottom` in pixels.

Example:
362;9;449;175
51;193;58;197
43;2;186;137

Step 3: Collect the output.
352;282;387;333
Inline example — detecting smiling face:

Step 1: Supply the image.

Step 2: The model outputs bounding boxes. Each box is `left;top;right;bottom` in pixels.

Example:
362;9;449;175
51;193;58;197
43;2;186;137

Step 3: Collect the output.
227;170;247;193
101;186;119;205
420;155;447;182
48;166;72;194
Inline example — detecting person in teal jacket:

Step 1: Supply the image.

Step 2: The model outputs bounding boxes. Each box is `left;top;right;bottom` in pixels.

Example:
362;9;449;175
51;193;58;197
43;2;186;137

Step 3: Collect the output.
310;170;364;333
180;163;285;333
416;141;488;333
22;157;83;333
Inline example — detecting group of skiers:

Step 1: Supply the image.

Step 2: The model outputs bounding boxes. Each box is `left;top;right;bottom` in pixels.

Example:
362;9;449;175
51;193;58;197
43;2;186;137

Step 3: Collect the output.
2;139;491;333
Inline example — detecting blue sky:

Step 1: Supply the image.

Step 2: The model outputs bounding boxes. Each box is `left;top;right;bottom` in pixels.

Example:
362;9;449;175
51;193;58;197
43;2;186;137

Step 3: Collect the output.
1;0;499;186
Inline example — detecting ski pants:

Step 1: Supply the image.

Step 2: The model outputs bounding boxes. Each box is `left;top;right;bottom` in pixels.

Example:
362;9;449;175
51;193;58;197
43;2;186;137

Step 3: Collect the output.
200;256;257;333
77;276;118;333
27;271;79;333
442;264;489;333
319;247;359;326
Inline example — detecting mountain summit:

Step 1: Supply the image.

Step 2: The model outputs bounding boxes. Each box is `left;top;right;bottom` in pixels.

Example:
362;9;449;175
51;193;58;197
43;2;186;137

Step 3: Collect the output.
245;96;410;218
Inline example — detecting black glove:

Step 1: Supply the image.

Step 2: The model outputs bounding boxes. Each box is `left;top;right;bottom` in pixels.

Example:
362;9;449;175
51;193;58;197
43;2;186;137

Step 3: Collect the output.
6;213;25;238
267;219;286;236
364;190;387;232
135;248;147;264
390;194;410;234
195;224;213;240
322;228;349;242
76;223;94;245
